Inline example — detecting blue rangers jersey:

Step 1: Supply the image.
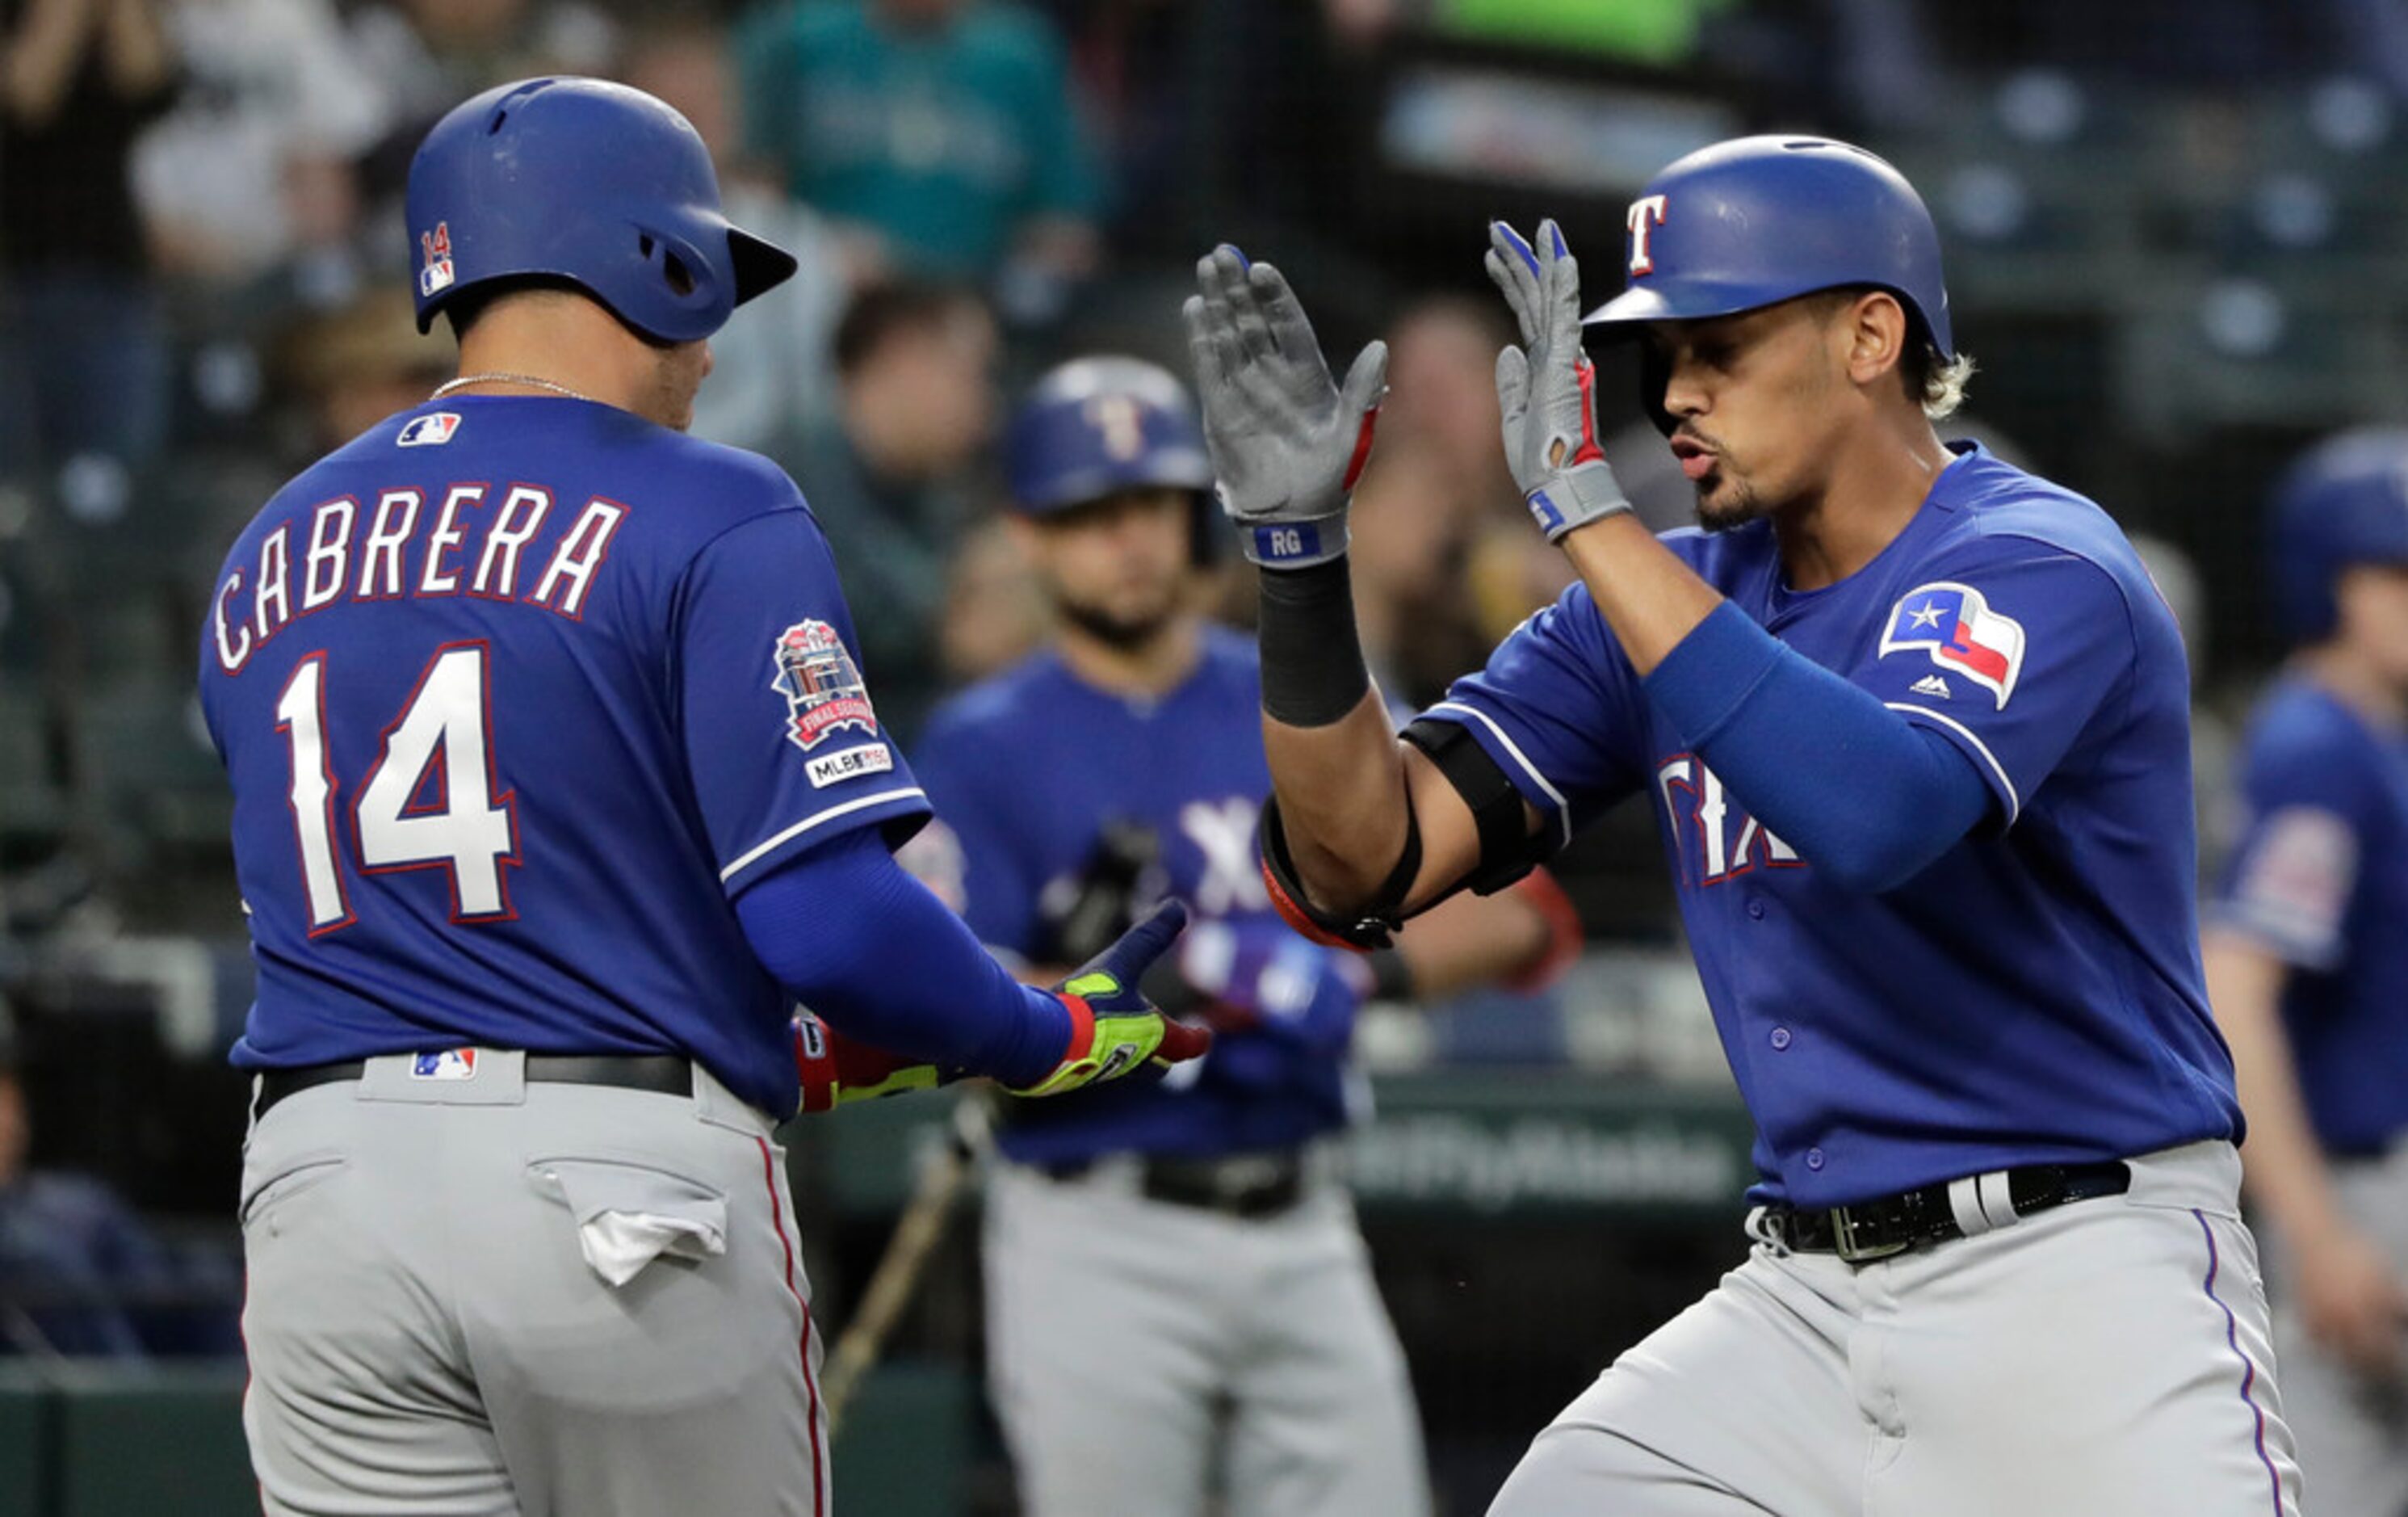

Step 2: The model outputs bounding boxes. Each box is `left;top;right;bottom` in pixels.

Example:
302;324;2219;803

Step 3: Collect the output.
2210;676;2408;1156
910;628;1356;1166
199;397;930;1118
1426;443;2239;1207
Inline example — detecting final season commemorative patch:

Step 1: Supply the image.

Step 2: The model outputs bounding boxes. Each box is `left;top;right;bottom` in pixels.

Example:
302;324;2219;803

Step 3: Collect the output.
772;620;879;752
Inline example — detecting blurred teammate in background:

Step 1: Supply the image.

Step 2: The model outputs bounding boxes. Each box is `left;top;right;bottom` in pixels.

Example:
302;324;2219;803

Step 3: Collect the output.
905;356;1577;1516
2207;429;2408;1515
787;281;1000;740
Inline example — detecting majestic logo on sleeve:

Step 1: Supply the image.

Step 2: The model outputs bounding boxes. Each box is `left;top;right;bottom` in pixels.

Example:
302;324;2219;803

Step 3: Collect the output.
771;620;879;751
419;222;455;298
1879;582;2027;709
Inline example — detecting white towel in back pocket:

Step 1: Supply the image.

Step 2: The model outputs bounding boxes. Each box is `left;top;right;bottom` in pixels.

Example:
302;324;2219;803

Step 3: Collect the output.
531;1158;728;1288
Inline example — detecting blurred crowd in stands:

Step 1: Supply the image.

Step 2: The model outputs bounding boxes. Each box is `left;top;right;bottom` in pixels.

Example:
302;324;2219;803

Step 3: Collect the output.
10;0;2408;1359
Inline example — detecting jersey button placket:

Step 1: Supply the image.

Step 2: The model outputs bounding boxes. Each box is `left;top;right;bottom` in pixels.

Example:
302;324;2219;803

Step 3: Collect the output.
1745;897;1766;921
1769;1027;1792;1052
1806;1146;1826;1171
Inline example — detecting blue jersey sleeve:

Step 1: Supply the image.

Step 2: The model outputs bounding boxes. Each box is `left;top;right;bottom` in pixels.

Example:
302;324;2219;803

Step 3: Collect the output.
1419;582;1651;849
1857;546;2145;828
2209;714;2370;970
674;509;931;894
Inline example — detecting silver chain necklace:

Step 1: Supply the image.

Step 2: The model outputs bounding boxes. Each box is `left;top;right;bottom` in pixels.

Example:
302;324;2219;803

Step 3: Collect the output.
430;372;599;404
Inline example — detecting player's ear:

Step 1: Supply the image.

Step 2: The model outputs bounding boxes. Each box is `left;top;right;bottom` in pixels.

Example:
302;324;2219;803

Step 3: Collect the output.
1841;291;1909;393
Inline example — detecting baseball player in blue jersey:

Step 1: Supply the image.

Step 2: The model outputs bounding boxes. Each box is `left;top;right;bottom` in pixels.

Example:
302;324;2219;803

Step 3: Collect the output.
905;356;1578;1515
2207;430;2408;1516
199;78;1204;1517
1184;135;2303;1514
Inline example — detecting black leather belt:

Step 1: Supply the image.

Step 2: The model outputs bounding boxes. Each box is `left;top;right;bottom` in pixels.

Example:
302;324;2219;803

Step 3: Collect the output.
1762;1160;2132;1264
254;1053;694;1119
1043;1151;1308;1220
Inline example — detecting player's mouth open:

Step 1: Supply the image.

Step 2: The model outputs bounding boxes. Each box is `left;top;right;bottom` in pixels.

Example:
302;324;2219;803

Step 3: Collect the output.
1670;436;1717;481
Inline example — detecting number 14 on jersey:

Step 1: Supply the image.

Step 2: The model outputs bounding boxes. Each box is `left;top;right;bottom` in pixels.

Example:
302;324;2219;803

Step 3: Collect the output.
273;642;519;934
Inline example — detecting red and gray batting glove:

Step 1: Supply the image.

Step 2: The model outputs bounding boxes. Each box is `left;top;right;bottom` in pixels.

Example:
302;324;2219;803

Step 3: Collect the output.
1184;246;1387;568
1010;901;1213;1097
1487;219;1632;543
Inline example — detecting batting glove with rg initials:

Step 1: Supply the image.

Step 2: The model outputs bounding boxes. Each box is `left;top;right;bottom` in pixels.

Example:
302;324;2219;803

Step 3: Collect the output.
1486;219;1632;543
1013;900;1213;1097
1183;246;1387;569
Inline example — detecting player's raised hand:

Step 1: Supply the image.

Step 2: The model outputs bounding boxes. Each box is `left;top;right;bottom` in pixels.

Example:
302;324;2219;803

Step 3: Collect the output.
1013;900;1212;1096
1183;246;1387;569
1484;220;1632;544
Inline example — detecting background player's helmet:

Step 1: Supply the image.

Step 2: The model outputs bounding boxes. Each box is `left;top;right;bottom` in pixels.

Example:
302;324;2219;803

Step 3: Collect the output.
406;77;798;343
2268;428;2408;644
1584;135;1954;361
1005;357;1219;557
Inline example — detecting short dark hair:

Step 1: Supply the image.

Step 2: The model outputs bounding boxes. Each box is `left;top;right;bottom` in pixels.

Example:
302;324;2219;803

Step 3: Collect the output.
832;281;988;377
442;277;591;343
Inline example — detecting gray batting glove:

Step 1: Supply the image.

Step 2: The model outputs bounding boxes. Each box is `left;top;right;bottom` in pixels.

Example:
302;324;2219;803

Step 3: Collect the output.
1485;220;1632;544
1183;246;1388;569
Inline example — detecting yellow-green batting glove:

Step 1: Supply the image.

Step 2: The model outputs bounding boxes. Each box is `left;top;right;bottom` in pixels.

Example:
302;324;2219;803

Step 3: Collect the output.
1011;901;1212;1097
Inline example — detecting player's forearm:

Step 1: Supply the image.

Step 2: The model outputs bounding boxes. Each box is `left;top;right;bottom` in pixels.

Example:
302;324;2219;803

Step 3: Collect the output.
1558;514;1723;674
1261;691;1415;908
2203;934;2351;1246
1252;552;1415;908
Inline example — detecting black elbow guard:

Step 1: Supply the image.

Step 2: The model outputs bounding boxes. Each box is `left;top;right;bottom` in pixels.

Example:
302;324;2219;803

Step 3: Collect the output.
1257;794;1420;952
1399;716;1551;895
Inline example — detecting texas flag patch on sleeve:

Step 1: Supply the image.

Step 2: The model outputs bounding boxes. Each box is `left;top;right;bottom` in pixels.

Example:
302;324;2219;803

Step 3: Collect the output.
1879;582;2028;708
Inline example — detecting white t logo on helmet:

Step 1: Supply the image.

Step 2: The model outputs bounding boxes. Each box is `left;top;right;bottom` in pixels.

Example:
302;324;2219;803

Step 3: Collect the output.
1627;195;1670;275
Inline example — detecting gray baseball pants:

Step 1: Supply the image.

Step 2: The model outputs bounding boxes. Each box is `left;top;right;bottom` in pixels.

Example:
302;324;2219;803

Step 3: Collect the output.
1489;1140;2304;1516
2261;1141;2408;1517
984;1154;1431;1517
240;1052;827;1516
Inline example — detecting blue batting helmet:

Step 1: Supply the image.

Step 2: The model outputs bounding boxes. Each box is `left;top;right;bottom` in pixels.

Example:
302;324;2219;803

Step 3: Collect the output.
1005;358;1216;516
406;77;797;342
2268;428;2408;645
1584;135;1954;359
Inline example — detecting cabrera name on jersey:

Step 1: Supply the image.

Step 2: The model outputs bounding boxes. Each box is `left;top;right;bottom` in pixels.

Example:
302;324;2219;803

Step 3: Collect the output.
199;397;929;1120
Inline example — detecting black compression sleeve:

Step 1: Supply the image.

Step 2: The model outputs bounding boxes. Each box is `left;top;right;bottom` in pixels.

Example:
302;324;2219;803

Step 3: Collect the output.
1256;557;1371;726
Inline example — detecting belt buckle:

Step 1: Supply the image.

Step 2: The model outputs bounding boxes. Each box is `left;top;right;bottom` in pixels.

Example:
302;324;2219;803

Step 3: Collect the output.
1829;1204;1911;1264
